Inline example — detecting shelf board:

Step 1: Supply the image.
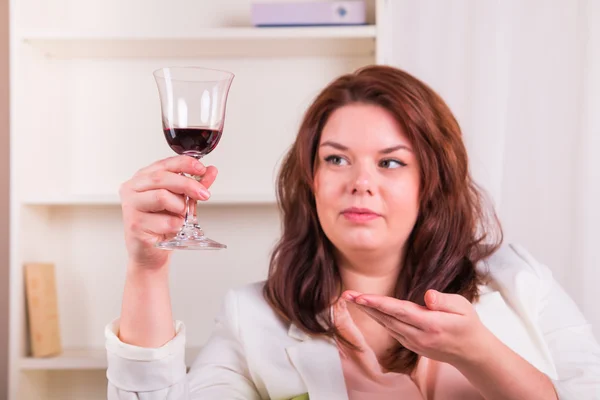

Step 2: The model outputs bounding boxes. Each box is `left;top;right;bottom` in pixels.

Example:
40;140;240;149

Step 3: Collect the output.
20;347;202;370
23;26;377;58
22;193;276;206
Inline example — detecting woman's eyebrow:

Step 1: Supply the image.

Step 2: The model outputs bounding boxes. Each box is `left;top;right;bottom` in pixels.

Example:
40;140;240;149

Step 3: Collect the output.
320;141;412;154
319;141;348;151
379;144;413;154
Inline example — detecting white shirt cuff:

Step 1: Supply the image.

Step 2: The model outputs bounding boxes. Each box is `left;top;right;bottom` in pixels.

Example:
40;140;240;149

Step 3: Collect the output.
105;318;187;392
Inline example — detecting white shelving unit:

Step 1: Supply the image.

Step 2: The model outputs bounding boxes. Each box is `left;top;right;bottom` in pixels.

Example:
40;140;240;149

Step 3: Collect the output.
23;26;377;58
22;192;276;206
9;0;389;398
20;347;202;371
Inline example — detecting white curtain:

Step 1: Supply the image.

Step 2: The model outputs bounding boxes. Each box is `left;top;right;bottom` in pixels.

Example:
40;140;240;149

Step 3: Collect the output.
386;0;600;335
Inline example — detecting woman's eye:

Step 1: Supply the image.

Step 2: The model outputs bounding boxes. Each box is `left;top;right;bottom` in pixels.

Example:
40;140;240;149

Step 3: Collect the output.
379;159;406;169
325;155;349;166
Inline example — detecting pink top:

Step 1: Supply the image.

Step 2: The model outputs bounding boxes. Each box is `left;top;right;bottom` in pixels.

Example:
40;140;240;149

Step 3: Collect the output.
334;301;484;400
340;352;484;400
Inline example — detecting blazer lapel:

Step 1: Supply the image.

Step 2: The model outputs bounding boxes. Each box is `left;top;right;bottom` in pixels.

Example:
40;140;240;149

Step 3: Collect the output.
286;324;349;400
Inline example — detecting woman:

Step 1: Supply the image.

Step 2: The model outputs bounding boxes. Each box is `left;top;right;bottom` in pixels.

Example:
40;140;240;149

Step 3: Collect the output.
106;65;600;400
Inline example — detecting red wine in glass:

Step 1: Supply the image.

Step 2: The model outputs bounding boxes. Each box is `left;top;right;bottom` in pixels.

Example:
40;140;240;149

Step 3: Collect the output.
163;127;222;155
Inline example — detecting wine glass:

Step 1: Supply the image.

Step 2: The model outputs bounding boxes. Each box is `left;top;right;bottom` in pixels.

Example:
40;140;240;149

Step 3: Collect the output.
153;66;234;250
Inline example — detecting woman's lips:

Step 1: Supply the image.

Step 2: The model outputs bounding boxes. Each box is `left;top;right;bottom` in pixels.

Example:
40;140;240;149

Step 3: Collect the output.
341;208;381;223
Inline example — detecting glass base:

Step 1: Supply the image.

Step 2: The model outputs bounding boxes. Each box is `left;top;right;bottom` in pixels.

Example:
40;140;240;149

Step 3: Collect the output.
155;224;226;250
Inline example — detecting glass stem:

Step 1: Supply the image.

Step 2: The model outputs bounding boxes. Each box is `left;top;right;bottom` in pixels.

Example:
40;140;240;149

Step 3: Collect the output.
181;155;202;234
184;194;198;227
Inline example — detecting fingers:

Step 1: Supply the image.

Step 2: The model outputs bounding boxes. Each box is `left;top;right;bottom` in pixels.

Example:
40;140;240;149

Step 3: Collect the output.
127;211;184;237
334;300;383;378
424;290;471;315
128;189;187;214
342;290;362;301
354;304;420;343
345;293;427;330
334;300;369;350
138;155;207;176
198;166;218;190
130;170;211;201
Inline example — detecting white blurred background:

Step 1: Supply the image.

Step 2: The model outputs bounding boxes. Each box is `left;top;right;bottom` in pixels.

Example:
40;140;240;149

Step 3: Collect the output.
386;0;600;336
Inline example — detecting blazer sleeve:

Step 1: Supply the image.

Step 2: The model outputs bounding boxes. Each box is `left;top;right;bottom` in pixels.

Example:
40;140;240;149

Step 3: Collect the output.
513;245;600;399
105;289;262;400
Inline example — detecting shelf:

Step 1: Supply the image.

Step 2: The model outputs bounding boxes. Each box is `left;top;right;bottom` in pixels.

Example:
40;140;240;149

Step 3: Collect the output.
22;193;277;206
23;26;377;58
20;347;202;370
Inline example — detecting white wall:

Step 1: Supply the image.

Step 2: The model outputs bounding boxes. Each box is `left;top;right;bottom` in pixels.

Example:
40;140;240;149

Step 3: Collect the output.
388;0;600;335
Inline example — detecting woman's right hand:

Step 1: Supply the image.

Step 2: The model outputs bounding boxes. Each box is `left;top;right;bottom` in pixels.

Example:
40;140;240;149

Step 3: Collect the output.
119;155;218;270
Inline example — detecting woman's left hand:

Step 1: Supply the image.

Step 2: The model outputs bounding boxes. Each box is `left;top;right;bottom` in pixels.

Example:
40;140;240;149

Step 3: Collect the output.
342;289;492;367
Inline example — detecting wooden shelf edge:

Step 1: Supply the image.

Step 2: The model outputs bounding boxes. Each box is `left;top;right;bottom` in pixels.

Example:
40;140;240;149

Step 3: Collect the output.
21;25;377;41
21;194;277;206
21;26;377;58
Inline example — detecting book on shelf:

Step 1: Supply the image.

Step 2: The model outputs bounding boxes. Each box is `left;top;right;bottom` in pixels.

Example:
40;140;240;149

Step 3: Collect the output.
24;263;62;357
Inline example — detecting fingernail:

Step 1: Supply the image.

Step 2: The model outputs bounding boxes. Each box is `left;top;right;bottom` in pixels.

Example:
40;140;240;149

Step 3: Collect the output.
343;293;355;301
355;297;367;305
198;188;210;199
429;291;437;304
195;162;205;172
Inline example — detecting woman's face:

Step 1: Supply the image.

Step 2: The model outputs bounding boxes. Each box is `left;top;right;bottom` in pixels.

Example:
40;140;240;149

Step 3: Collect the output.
314;103;420;256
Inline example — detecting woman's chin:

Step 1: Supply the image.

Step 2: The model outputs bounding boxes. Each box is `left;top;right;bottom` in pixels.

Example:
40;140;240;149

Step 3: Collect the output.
335;234;383;253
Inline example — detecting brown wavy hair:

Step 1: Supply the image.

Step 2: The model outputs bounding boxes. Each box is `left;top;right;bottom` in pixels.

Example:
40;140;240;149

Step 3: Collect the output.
263;65;503;374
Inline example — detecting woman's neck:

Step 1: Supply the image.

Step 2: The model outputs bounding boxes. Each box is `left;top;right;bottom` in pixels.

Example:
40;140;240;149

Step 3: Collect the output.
337;248;404;297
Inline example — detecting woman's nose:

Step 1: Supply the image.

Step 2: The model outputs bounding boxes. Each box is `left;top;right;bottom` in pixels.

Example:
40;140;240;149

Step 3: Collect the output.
351;166;374;196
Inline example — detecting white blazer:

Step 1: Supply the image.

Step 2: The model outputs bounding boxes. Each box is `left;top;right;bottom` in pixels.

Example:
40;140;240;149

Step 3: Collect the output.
105;244;600;399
